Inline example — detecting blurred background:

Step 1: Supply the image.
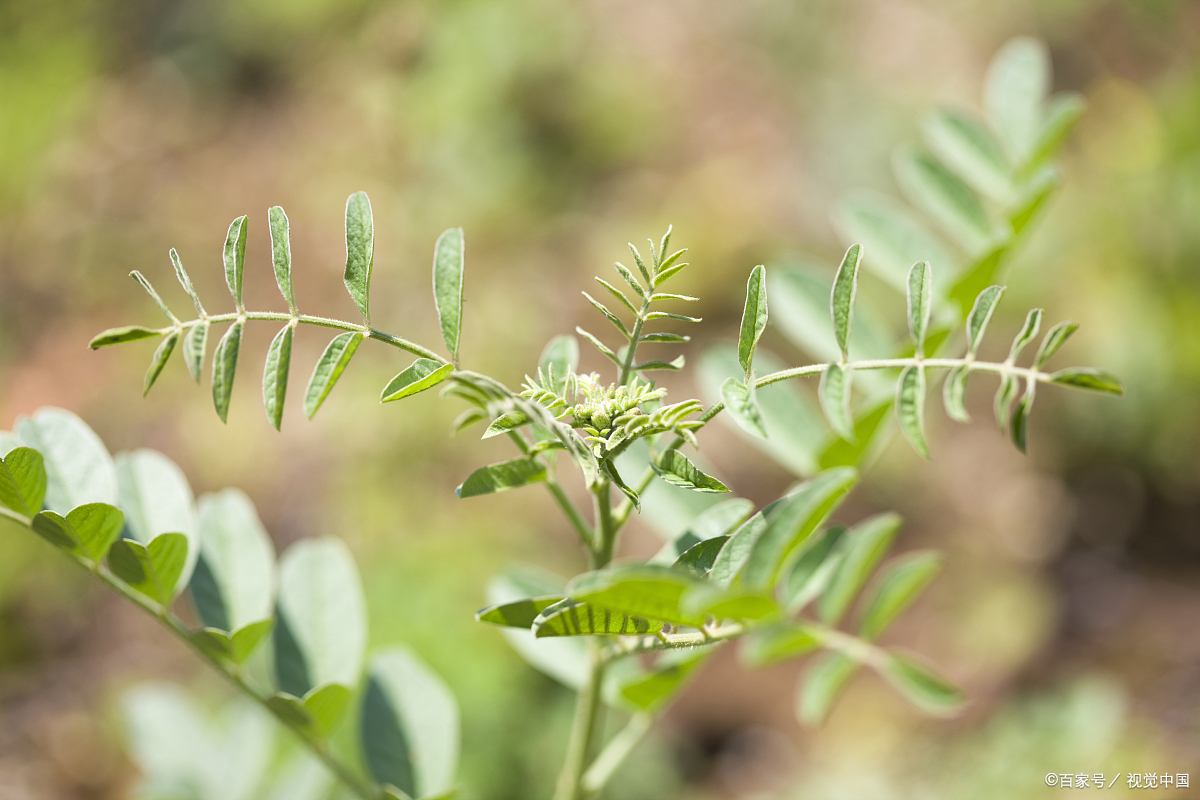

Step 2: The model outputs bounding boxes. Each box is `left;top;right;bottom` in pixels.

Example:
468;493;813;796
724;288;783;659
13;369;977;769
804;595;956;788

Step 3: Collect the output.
0;0;1198;798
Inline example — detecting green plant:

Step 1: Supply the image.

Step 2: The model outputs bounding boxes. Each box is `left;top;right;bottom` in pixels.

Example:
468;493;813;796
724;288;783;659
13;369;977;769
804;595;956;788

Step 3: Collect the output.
0;36;1121;800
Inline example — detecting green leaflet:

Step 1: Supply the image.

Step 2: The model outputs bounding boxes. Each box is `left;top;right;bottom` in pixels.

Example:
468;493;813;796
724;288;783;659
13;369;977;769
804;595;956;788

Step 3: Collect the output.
361;647;460;800
678;583;778;621
343;191;374;323
708;501;778;588
770;264;890;365
266;683;352;737
1026;92;1085;172
1034;320;1078;368
741;624;821;668
169;248;204;316
672;535;730;576
895;365;930;459
966;285;1005;354
993;373;1019;431
737;265;767;378
540;335;579;393
720;377;766;438
1049;367;1124;395
115;449;198;589
268;206;296;312
782;525;846;613
565;564;706;627
381;359;454;403
16;408;117;513
89;325;161;349
830;244;862;360
304;331;364;419
858;551;942;641
433;227;465;361
1009;165;1060;236
212;321;244;423
184;322;209;383
1009;308;1043;362
942;364;971;423
224;215;248;307
819;512;902;626
619;651;708;711
485;572;588;691
532;599;664;637
274;538;367;697
817;396;891;471
741;467;857;591
109;532;190;606
475;596;564;628
659;498;753;558
130;270;178;324
263;324;294;431
921;109;1014;203
31;503;124;564
985;37;1049;165
835;190;957;290
894;148;991;252
651;451;729;494
481;412;531;440
456;457;546;498
818;364;854;441
191;489;275;633
0;446;46;516
879;651;964;716
797;652;858;726
906;261;932;353
190;619;274;664
1010;382;1034;453
143;330;179;396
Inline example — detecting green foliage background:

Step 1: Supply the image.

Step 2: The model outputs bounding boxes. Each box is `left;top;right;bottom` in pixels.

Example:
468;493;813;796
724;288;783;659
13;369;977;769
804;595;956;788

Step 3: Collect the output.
0;1;1197;798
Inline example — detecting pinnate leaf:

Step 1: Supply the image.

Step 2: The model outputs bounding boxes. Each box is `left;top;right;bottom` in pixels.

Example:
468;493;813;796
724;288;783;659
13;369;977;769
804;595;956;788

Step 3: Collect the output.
0;447;46;517
304;332;364;419
456;457;546;498
89;325;161;349
1009;309;1043;363
32;503;124;563
212;321;243;423
966;285;1005;355
433;228;465;361
532;599;664;637
738;265;767;378
720;378;766;438
144;331;179;396
262;324;294;431
830;244;862;360
942;365;970;423
1049;367;1124;395
895;366;930;459
566;564;706;627
268;206;296;311
906;261;932;352
381;359;454;403
819;512;902;626
1034;320;1078;368
224;215;248;307
858;551;942;640
109;532;190;606
652;451;729;494
343;191;374;322
184;322;209;383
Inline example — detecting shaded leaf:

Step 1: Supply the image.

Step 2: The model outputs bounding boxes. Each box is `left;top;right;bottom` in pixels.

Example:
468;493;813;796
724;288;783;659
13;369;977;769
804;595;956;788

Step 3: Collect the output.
191;619;274;664
566;564;705;627
475;596;564;628
1009;308;1043;362
985;36;1049;164
540;335;579;393
619;652;707;711
966;285;1005;355
859;551;942;641
89;325;161;349
116;449;198;589
143;331;179;396
381;359;454;403
304;332;364;419
942;365;971;423
481;412;531;440
184;322;209;383
169;249;204;316
817;395;892;471
262;324;294;431
895;366;930;459
721;378;766;438
906;261;932;352
267;683;352;736
741;624;821;668
268;206;296;312
456;457;546;498
224;215;248;307
1026;92;1085;172
738;265;768;378
485;572;588;690
212;321;244;423
797;652;858;726
672;536;730;576
31;503;124;563
15;408;117;513
1034;320;1078;368
532;599;664;637
433;228;465;360
1049;367;1124;395
0;446;46;517
109;532;190;606
1010;382;1034;453
879;651;964;716
830;244;862;360
191;489;275;633
362;647;460;800
782;524;847;613
894;148;991;251
820;512;902;626
993;373;1019;431
922;109;1014;203
343;191;374;322
652;451;729;494
818;364;854;441
835;190;957;289
274;537;367;696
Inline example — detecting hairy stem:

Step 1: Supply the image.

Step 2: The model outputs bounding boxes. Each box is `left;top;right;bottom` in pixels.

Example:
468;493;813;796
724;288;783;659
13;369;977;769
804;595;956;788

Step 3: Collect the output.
618;296;653;387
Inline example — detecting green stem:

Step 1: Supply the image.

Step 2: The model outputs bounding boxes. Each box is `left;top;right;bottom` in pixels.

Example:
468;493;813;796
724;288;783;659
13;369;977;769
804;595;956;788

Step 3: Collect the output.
507;431;593;547
618;296;652;387
553;640;608;800
581;714;652;798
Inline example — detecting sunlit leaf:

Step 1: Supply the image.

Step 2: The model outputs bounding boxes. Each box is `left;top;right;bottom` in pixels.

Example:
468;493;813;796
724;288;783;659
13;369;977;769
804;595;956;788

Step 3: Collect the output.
721;378;766;438
89;325;161;349
879;651;964;716
262;324;294;431
212;321;244;423
797;652;858;726
672;536;730;576
819;512;902;625
381;359;454;403
190;489;275;636
304;332;364;419
782;525;846;613
858;551;942;641
481;412;531;440
895;366;929;459
922;109;1014;203
532;598;665;637
741;624;821;668
818;364;854;441
267;683;352;737
268;206;296;312
966;285;1005;355
566;564;706;627
985;36;1049;164
831;244;862;360
894;148;991;252
1049;367;1124;395
109;532;190;606
652;451;729;494
1034;320;1078;368
0;447;46;517
274;537;367;696
224;215;248;307
31;503;124;563
362;647;460;800
738;265;768;378
343;191;374;322
456;457;546;498
15;408;117;513
143;331;179;396
433;227;465;361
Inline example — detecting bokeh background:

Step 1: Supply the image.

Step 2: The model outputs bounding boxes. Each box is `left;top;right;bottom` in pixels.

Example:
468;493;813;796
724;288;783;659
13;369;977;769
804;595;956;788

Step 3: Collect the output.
0;0;1198;798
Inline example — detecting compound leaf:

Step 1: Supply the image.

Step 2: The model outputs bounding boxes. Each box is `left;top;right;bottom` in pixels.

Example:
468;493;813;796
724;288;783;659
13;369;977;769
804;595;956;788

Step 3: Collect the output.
343;191;374;322
895;366;930;459
858;551;942;641
738;265;768;378
263;324;295;431
532;599;665;637
304;332;364;419
721;378;766;438
830;244;862;360
1049;367;1124;395
1010;383;1034;453
652;451;729;494
0;447;46;517
819;512;902;626
942;365;971;423
906;261;932;352
31;503;124;563
184;322;209;383
16;408;117;513
212;321;244;423
1009;308;1043;362
268;206;296;312
381;359;454;403
108;532;190;606
224;215;248;307
433;228;465;361
1034;320;1078;368
566;565;705;627
143;331;179;396
994;373;1019;431
966;285;1005;354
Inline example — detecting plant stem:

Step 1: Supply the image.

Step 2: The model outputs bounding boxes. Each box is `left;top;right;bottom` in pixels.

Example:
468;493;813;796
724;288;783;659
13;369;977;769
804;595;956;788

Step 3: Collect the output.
618;296;652;386
553;640;608;800
581;714;652;798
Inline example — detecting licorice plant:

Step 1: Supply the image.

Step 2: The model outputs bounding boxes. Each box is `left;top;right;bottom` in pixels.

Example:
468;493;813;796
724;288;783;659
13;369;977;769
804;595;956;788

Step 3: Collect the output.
0;36;1121;800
